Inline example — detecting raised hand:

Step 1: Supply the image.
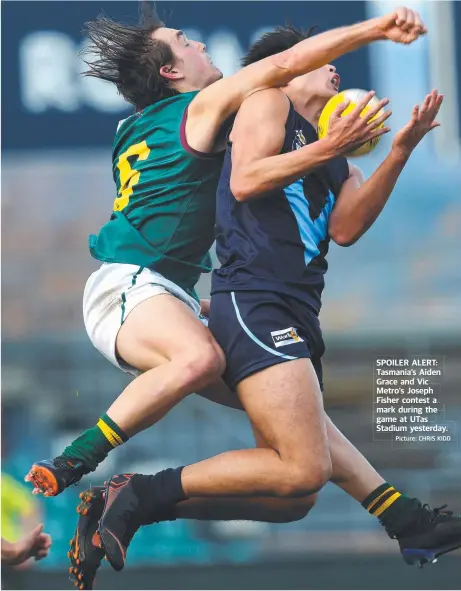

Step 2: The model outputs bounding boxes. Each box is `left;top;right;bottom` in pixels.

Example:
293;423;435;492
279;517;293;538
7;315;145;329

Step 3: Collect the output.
392;90;443;157
326;91;391;155
5;524;52;566
376;7;427;44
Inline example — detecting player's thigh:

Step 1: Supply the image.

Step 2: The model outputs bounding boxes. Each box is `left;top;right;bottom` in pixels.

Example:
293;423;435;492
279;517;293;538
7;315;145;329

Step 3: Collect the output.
210;290;329;467
116;294;225;375
84;263;224;377
238;358;331;480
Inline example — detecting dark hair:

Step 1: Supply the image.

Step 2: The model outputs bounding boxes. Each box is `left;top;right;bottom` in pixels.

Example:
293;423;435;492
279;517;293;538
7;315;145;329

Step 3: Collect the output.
241;24;316;67
81;3;178;110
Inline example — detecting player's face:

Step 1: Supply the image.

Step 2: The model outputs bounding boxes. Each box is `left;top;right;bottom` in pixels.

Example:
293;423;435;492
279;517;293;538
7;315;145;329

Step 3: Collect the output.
154;27;222;89
291;64;340;102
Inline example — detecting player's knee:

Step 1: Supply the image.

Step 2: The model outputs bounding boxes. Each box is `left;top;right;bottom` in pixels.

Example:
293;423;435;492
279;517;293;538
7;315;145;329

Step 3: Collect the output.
277;462;331;498
180;343;225;390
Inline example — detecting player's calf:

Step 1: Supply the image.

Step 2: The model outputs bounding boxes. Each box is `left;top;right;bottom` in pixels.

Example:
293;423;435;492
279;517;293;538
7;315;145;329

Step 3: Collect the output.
266;494;318;523
104;340;225;437
24;346;224;497
176;493;318;523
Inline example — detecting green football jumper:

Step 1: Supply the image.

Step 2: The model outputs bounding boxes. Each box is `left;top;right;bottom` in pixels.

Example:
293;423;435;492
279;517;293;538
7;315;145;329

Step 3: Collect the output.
89;91;224;300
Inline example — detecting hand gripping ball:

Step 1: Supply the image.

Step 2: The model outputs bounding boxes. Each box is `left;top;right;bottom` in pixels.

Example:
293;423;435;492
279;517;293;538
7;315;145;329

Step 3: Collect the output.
318;89;385;157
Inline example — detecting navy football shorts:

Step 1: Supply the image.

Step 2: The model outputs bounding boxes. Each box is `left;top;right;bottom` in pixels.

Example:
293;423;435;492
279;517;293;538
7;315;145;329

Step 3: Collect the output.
209;290;325;391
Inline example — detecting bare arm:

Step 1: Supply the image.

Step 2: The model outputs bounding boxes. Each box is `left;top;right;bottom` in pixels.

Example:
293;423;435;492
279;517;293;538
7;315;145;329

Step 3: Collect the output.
328;155;406;246
230;89;334;201
187;8;425;152
329;90;443;246
230;89;390;202
2;539;16;564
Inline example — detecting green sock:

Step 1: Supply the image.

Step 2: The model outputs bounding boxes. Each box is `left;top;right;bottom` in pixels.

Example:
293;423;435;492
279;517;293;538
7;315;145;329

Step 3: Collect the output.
362;482;421;535
62;413;128;472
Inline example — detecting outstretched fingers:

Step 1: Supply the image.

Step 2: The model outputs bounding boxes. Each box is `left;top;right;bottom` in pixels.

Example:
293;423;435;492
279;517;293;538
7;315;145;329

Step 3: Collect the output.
352;91;376;119
429;93;443;129
364;97;390;125
416;90;444;126
367;109;392;131
365;125;391;142
330;99;351;122
419;92;432;118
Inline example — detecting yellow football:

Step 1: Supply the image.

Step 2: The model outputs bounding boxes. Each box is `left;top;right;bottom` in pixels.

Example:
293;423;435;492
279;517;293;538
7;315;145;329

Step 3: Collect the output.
318;89;385;157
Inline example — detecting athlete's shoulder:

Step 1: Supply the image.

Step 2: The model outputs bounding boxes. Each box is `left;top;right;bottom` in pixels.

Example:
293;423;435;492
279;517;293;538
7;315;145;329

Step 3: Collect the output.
233;88;290;135
112;93;199;155
116;92;199;132
241;87;289;113
142;91;199;117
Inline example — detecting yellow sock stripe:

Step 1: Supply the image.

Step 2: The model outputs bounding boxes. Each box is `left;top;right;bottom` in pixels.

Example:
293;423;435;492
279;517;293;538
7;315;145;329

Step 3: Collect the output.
373;492;402;517
97;419;123;448
99;425;122;448
98;424;119;448
100;420;123;447
367;486;395;512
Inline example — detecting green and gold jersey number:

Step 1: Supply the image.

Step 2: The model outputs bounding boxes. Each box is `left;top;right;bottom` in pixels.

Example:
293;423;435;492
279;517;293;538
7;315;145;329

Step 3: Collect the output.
113;141;151;212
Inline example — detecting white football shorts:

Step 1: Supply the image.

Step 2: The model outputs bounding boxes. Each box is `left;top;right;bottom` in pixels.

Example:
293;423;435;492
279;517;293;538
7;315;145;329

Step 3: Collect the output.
83;263;202;375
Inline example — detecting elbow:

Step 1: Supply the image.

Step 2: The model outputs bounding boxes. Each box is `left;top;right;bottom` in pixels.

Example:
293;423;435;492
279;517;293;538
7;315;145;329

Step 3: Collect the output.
272;46;322;80
269;51;296;79
334;235;358;247
328;214;361;247
230;175;253;202
329;227;359;247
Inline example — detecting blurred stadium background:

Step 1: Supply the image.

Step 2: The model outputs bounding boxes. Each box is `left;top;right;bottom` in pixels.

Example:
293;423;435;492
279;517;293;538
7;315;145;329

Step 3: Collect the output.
1;1;460;589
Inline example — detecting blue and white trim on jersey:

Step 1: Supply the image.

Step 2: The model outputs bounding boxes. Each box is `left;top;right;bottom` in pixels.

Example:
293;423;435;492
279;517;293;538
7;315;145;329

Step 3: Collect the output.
284;180;335;266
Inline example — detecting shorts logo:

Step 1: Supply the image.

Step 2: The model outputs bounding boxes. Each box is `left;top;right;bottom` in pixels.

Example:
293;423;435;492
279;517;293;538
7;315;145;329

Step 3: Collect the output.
271;327;303;348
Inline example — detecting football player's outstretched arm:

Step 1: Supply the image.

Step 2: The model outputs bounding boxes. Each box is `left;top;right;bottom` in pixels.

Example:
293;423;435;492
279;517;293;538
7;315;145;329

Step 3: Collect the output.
329;90;443;246
186;7;426;153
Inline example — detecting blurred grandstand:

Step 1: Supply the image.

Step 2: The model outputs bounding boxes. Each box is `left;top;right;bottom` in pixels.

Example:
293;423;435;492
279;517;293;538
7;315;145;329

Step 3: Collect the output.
2;1;460;589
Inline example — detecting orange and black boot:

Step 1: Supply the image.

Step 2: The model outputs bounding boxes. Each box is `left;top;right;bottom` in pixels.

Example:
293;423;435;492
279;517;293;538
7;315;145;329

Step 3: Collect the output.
68;486;106;590
98;469;184;571
97;474;143;572
25;456;90;497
